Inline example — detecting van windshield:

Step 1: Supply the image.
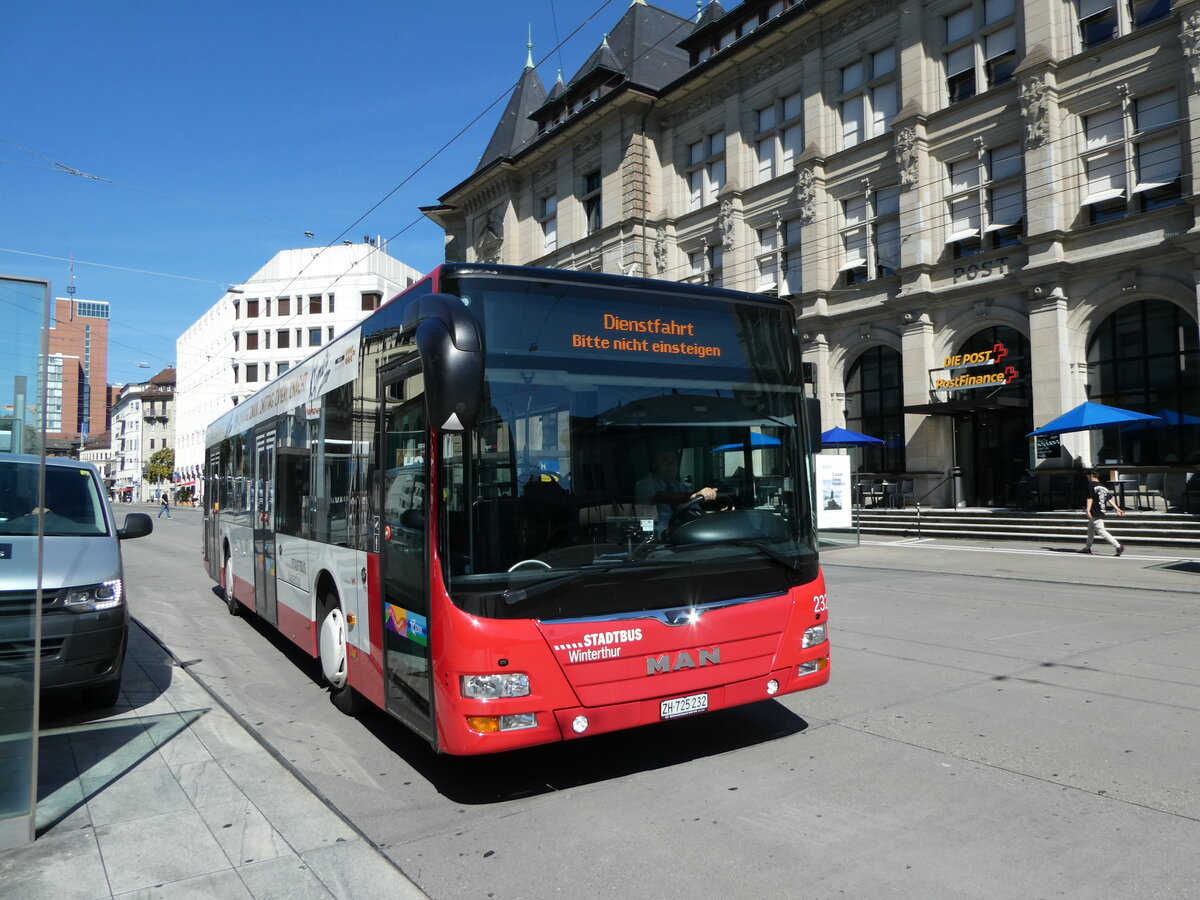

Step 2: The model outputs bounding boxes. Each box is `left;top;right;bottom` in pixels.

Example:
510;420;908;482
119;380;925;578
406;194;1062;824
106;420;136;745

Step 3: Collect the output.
0;460;109;537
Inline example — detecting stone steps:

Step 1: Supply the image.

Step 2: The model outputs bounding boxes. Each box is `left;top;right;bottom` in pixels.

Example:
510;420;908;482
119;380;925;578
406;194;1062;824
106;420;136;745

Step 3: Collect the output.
852;509;1200;547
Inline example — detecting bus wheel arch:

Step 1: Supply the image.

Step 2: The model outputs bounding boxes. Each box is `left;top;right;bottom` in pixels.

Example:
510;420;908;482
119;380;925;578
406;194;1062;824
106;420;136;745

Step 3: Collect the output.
222;542;239;616
316;580;364;715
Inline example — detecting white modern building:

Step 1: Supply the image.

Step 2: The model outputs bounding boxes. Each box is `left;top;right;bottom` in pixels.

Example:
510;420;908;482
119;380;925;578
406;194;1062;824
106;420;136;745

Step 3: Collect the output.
174;243;423;489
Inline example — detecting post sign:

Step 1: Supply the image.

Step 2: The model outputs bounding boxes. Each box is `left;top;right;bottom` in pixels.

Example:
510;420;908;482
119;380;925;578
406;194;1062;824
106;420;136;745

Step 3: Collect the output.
929;342;1020;393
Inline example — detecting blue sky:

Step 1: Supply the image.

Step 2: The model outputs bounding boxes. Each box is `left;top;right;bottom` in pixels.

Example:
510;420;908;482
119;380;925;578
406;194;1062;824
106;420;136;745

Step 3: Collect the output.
3;0;703;385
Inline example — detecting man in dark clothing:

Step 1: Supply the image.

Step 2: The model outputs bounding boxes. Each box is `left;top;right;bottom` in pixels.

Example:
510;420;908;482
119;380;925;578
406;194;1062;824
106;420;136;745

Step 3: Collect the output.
635;449;718;535
1080;470;1123;556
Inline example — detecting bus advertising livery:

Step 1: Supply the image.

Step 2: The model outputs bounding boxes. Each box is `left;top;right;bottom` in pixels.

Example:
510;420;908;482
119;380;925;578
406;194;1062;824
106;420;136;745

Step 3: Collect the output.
204;265;829;755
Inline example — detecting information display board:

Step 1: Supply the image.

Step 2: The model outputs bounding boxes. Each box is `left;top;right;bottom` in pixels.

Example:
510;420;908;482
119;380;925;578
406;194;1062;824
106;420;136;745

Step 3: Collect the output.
815;455;853;530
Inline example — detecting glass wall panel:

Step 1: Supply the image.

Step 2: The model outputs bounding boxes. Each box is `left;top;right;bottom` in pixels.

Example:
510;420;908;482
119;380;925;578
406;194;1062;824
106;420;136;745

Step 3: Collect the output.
0;275;49;849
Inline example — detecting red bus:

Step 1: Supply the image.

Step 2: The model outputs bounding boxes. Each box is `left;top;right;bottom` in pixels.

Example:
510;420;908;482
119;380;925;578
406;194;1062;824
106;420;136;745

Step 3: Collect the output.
203;265;829;754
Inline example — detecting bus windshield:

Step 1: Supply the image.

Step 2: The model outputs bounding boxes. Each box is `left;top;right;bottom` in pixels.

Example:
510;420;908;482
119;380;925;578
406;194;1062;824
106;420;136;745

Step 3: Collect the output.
439;274;817;621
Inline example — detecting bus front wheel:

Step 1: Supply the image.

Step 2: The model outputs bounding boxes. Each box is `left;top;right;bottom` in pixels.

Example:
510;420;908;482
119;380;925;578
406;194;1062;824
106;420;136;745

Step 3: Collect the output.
318;593;364;715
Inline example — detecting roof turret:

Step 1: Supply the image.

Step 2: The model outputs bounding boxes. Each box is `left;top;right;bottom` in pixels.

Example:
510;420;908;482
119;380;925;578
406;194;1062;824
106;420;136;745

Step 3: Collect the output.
474;41;548;172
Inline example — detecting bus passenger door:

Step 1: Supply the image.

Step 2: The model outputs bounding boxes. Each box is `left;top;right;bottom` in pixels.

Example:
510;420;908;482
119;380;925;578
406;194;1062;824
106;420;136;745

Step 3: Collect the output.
253;429;278;627
204;451;220;580
379;365;434;739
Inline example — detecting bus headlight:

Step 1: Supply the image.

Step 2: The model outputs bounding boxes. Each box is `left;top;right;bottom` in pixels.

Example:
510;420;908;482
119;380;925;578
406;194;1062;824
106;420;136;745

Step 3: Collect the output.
802;624;827;649
461;673;530;699
63;580;124;612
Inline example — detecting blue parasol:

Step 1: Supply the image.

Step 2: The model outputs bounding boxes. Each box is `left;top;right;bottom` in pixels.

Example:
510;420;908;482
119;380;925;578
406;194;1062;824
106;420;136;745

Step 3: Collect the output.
712;432;782;452
821;426;885;447
1026;402;1161;437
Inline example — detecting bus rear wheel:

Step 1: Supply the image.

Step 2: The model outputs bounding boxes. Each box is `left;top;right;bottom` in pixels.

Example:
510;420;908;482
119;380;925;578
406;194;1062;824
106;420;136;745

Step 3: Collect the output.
318;592;364;715
223;553;240;616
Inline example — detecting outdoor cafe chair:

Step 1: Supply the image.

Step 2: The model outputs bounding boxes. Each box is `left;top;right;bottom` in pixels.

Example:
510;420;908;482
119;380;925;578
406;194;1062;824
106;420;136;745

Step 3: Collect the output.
1143;473;1168;512
860;479;885;507
1114;472;1144;510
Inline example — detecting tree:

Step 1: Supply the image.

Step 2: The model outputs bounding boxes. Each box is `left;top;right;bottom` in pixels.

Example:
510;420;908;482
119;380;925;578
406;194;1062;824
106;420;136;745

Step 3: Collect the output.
144;447;174;484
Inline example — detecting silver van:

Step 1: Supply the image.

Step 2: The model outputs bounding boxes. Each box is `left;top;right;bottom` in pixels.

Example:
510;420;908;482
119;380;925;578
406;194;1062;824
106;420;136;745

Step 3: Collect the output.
0;454;152;707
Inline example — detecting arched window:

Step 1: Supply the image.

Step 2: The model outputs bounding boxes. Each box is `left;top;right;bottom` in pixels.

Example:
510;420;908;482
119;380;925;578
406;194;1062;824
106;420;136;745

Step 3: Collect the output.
845;346;905;472
1087;300;1200;465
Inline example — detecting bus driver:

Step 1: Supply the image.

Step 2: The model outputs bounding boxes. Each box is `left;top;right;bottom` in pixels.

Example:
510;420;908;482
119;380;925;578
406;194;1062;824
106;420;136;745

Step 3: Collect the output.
635;449;718;535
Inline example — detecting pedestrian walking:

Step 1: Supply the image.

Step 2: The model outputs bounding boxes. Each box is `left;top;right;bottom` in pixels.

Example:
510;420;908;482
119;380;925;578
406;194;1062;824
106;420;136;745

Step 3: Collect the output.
1080;470;1123;556
158;495;172;519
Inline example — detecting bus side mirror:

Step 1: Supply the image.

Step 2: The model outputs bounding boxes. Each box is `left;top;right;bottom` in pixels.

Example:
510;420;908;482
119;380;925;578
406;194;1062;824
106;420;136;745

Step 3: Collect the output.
402;293;484;432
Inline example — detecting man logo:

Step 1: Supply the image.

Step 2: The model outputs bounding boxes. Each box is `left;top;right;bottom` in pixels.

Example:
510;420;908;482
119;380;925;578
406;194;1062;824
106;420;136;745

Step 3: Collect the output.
646;647;720;675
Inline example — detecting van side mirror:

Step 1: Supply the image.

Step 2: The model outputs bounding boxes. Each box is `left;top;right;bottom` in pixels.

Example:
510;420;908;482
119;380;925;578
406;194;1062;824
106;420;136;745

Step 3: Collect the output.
401;293;484;432
118;512;153;540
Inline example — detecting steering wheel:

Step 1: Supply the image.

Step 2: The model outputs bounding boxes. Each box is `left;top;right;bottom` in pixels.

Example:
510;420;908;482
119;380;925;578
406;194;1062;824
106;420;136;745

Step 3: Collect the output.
508;558;552;573
667;495;707;530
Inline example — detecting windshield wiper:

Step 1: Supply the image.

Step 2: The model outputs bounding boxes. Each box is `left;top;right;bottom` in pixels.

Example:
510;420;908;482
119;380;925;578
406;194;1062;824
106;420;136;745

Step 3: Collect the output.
502;556;664;607
502;569;592;606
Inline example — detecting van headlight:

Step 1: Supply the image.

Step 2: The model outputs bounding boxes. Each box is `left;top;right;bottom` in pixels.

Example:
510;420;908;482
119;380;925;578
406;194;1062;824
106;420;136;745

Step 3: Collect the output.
63;580;124;612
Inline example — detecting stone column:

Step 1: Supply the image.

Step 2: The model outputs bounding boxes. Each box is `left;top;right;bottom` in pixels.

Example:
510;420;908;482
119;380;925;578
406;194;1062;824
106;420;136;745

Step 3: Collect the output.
901;314;952;491
1026;286;1088;466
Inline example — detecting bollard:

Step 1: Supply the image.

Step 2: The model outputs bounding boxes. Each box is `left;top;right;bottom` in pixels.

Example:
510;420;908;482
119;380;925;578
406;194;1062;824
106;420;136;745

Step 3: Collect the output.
949;465;966;508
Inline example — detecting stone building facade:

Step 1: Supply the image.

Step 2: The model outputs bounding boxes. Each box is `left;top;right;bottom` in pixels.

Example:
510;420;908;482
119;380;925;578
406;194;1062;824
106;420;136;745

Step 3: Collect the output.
425;0;1200;507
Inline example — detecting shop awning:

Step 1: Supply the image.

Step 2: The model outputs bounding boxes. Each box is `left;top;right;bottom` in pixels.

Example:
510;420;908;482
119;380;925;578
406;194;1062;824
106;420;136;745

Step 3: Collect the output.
904;397;1029;415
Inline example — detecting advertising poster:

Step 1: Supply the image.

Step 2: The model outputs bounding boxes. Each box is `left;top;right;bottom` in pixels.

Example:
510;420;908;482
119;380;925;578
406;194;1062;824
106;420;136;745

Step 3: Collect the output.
816;455;853;530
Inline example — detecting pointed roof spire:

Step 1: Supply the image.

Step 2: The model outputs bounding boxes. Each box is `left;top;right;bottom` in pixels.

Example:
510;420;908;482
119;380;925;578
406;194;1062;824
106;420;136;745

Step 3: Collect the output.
475;53;547;172
546;67;565;102
696;0;703;22
526;24;534;69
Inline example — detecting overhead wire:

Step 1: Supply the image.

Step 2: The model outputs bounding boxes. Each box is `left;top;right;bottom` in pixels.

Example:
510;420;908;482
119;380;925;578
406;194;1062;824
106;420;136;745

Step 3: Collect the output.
0;137;314;237
175;0;624;371
10;3;1188;388
2;0;628;390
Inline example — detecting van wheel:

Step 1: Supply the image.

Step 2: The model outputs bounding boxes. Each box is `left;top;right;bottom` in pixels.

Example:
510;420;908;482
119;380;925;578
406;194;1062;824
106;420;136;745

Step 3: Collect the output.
224;553;239;616
82;677;122;709
318;592;364;715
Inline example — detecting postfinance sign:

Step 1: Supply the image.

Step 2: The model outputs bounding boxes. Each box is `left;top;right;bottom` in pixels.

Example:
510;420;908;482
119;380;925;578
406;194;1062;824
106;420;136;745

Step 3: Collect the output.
933;342;1020;392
